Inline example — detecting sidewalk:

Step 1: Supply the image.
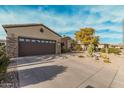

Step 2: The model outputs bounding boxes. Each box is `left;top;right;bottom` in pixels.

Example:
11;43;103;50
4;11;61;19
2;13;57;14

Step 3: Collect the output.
110;55;124;87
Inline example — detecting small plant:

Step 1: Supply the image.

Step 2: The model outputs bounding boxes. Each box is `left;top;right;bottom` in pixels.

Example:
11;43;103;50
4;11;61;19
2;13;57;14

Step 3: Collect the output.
0;45;10;81
63;56;68;59
100;48;121;55
100;53;107;58
61;46;71;53
74;44;82;51
87;44;94;57
100;53;111;63
100;48;106;53
103;58;111;63
78;55;84;58
109;48;121;55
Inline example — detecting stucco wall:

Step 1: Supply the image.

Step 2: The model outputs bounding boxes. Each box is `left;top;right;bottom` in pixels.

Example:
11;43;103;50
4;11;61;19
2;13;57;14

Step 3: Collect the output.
5;25;61;42
6;36;18;58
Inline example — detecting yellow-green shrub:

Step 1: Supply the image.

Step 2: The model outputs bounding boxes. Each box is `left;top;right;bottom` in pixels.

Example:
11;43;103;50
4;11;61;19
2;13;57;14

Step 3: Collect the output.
100;48;121;55
0;46;10;81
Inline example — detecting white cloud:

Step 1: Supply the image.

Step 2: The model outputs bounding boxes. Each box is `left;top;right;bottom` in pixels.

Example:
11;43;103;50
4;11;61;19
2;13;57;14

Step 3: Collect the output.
0;6;123;44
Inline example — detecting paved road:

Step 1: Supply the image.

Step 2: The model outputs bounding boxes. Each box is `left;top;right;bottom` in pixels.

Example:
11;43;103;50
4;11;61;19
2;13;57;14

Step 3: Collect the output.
11;53;124;88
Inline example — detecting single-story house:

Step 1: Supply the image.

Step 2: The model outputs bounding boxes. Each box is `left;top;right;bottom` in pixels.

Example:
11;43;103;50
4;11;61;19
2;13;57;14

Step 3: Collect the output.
0;39;6;46
77;41;86;51
98;44;106;49
98;43;124;49
61;36;71;49
110;44;124;49
2;23;61;58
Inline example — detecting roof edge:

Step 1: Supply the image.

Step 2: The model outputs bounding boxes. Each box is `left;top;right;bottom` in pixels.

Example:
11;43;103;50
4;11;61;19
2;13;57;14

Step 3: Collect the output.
2;23;62;37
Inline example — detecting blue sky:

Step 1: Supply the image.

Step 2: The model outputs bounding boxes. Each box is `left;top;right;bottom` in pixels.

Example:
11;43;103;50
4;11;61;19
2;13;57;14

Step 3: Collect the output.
0;5;123;44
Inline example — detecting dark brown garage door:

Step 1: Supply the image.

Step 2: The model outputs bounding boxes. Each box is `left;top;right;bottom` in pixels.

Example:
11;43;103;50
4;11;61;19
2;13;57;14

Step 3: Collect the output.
18;37;56;57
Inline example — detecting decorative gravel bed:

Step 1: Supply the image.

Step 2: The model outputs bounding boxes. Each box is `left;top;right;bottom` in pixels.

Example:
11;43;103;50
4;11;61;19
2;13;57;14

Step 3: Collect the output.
0;60;19;88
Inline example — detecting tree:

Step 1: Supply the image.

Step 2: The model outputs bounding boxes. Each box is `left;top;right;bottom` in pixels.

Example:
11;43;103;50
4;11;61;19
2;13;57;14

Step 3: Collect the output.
75;27;99;50
92;36;99;46
70;39;77;46
63;35;67;37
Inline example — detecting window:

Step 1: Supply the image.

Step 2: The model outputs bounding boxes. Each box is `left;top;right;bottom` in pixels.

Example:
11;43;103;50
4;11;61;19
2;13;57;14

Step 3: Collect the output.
49;41;52;43
48;41;51;43
52;41;55;43
44;40;48;43
57;43;61;46
41;40;45;43
37;40;40;43
19;38;25;42
46;41;49;43
32;40;36;43
25;39;30;42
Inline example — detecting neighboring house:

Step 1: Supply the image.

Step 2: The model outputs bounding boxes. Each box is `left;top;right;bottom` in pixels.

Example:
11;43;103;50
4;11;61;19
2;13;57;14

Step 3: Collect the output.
2;23;61;58
98;43;124;49
110;44;124;49
117;44;124;49
98;44;106;49
0;39;6;46
61;36;71;49
98;44;124;48
98;43;112;49
77;41;86;50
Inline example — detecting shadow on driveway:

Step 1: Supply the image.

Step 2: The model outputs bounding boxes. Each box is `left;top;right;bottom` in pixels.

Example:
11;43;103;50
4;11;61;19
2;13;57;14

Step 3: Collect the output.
17;65;67;87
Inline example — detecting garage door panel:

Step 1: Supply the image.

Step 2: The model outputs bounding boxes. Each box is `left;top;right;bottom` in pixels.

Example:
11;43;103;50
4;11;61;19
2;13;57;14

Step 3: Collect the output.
18;37;56;57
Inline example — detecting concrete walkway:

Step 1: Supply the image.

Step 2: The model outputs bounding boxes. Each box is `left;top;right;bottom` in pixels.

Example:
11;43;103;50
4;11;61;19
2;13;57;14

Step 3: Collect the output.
110;55;124;87
10;53;124;88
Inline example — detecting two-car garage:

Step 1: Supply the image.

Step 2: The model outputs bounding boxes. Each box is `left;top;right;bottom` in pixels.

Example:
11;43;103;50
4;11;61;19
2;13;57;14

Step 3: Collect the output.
18;37;56;57
3;24;61;58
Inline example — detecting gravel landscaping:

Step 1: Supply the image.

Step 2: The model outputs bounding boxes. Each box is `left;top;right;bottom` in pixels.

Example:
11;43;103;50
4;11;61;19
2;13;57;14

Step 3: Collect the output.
0;60;19;88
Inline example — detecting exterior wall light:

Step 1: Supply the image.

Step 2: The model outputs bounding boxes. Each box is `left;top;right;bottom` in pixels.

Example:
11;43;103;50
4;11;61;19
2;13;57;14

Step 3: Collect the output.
40;28;44;33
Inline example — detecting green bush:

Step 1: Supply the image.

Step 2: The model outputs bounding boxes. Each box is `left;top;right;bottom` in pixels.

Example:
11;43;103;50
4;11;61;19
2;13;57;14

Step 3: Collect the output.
74;44;82;51
100;48;121;55
100;48;106;53
61;46;71;53
0;55;10;73
0;46;10;81
87;44;94;57
108;48;121;55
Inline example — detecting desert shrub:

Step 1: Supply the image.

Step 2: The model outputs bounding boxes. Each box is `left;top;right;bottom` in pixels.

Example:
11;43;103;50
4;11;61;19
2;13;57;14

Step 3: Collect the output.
0;46;10;81
100;53;111;63
61;46;71;53
78;55;84;58
120;47;123;49
74;44;82;51
100;53;107;59
103;58;111;63
0;55;10;73
87;44;94;57
100;48;106;53
108;48;121;55
100;48;121;55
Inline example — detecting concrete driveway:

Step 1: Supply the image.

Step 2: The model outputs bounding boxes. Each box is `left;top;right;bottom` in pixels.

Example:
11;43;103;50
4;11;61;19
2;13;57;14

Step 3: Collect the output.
10;53;124;88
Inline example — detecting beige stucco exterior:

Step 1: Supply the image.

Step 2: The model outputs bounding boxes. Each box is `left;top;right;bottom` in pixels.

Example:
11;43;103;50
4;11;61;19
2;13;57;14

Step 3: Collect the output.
5;25;61;42
3;24;61;57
